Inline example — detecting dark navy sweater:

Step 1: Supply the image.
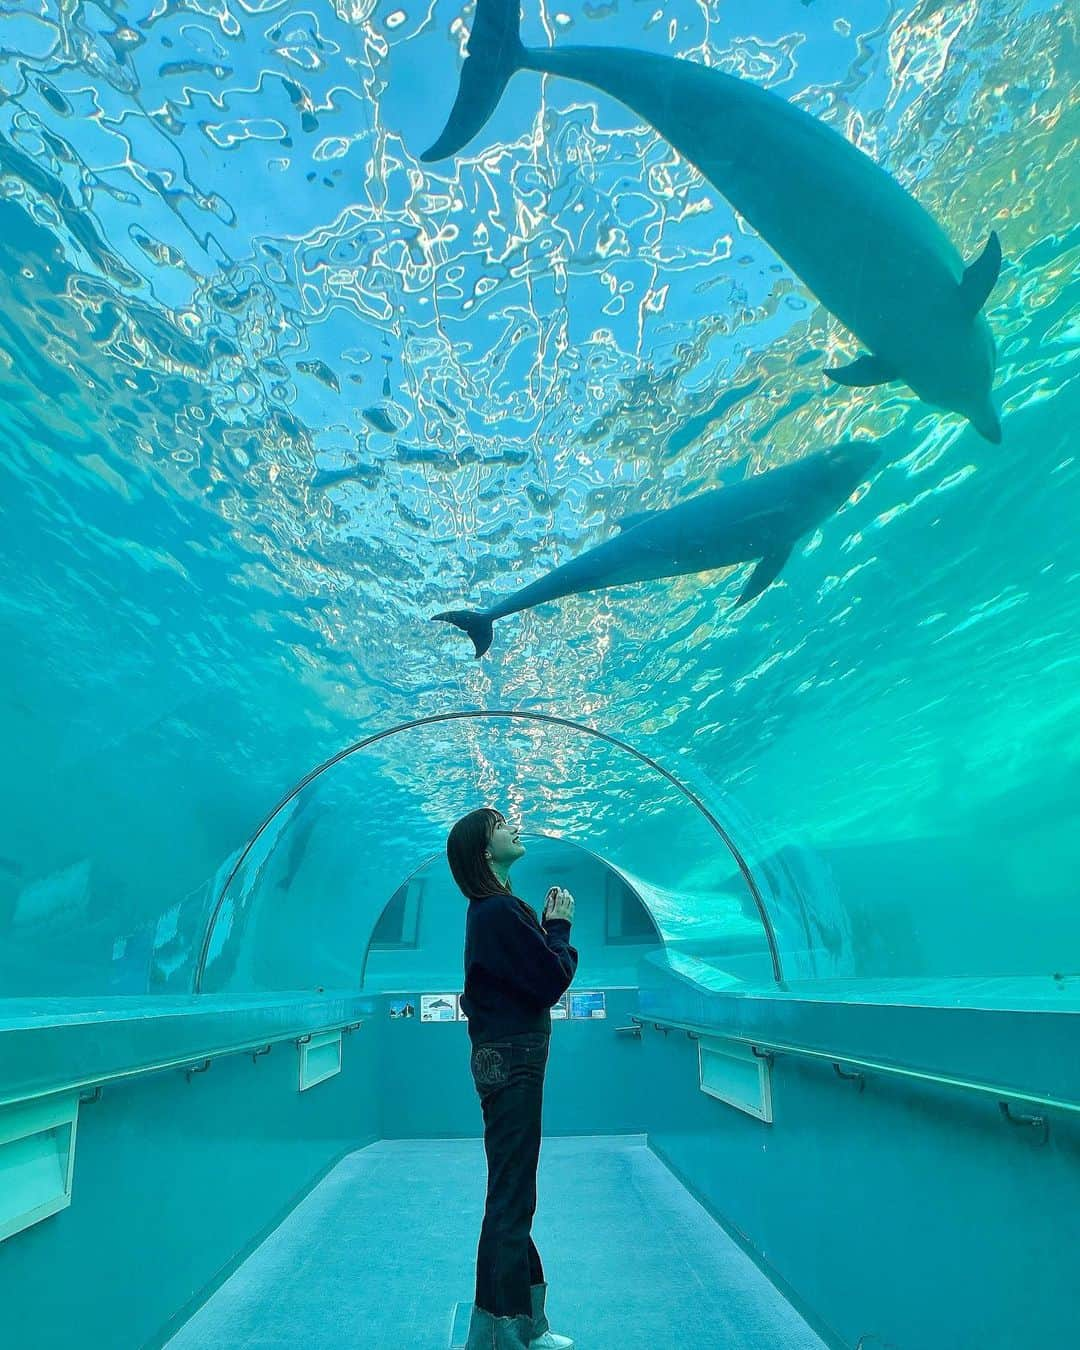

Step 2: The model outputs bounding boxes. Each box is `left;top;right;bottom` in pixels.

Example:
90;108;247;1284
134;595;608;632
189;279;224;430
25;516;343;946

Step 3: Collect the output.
461;893;579;1045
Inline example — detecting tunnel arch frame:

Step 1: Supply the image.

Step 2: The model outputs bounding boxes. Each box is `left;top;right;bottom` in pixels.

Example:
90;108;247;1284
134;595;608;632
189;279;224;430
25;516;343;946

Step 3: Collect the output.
193;709;784;992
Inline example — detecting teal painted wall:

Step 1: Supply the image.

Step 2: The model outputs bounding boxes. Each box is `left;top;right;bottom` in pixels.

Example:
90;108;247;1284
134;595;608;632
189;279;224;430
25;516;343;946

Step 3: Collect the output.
372;970;1080;1350
379;989;645;1139
636;1022;1080;1350
4;986;1076;1350
1;1024;381;1350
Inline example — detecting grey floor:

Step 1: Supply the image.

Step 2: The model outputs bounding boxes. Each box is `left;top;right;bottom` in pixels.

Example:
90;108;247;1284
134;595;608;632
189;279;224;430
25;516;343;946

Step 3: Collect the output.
165;1134;827;1350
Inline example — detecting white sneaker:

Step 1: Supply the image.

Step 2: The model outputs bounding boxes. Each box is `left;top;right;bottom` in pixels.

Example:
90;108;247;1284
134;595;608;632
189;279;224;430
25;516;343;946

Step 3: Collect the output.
529;1334;574;1349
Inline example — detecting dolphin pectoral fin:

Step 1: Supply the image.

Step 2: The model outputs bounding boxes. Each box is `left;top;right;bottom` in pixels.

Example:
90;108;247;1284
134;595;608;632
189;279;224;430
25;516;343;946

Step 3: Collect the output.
959;230;1002;314
420;0;524;161
615;509;662;532
735;546;793;607
824;354;898;388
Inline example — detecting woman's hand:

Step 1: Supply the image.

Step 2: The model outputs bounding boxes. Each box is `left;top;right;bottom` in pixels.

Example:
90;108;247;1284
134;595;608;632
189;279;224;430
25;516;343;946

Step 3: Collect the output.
543;886;575;924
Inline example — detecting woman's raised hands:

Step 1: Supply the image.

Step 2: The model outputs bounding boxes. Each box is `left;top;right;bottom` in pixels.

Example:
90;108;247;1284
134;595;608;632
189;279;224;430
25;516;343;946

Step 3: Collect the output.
543;886;575;924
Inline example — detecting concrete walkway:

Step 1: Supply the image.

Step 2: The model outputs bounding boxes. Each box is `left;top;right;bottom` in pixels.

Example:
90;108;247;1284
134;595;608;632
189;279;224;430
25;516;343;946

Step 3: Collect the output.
166;1134;827;1350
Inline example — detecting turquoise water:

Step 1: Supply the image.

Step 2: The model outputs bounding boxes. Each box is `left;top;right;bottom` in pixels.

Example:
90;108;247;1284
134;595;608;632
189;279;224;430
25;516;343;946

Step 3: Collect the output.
0;0;1077;998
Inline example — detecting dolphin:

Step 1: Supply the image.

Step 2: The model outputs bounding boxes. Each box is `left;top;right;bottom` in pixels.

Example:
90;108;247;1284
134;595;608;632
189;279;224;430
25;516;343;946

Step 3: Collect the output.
419;0;1003;442
433;441;880;657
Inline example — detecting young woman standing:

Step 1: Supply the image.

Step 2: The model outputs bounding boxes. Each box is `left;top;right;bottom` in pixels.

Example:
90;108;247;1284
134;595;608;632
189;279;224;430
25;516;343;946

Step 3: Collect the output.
447;808;579;1350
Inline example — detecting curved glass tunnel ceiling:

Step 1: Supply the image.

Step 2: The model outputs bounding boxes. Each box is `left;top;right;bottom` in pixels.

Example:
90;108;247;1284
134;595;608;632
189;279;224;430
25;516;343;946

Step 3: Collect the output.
198;713;782;995
0;6;1077;1350
0;0;1077;1002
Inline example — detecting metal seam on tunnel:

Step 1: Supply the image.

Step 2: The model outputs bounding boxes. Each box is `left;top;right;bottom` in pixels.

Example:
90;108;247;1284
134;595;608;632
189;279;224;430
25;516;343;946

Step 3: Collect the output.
193;709;785;991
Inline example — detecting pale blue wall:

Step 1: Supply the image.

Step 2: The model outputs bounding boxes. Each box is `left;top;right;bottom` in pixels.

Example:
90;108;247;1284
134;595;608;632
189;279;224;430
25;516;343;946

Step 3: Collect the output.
638;1014;1080;1350
6;986;1075;1350
1;1026;380;1350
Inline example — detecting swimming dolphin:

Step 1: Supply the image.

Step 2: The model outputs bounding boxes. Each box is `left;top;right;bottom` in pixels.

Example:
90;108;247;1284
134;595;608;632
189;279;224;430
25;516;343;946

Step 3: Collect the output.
433;441;880;657
419;0;1003;442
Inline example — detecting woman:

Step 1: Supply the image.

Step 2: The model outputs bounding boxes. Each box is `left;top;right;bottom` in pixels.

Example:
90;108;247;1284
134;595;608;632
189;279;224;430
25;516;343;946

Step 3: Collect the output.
448;807;580;1350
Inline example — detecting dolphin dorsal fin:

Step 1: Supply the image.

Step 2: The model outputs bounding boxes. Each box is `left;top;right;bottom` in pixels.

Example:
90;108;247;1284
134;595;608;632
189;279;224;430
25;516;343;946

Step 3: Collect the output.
616;509;662;533
959;231;1002;315
717;452;753;487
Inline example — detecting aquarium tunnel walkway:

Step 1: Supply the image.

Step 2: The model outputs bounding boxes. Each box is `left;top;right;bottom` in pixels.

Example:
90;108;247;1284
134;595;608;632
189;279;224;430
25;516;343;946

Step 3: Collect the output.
0;712;1076;1350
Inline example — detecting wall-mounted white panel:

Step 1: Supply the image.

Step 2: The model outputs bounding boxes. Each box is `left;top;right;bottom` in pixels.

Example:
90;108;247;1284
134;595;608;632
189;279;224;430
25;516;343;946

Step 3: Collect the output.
0;1093;79;1243
699;1039;772;1122
299;1030;343;1092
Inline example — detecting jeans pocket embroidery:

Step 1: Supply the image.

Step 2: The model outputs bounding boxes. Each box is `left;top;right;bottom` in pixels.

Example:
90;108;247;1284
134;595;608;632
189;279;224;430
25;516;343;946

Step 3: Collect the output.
472;1044;509;1087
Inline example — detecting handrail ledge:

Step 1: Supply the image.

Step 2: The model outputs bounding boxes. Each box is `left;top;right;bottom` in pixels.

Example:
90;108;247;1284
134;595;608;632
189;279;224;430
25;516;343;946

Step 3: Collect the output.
629;1014;1080;1117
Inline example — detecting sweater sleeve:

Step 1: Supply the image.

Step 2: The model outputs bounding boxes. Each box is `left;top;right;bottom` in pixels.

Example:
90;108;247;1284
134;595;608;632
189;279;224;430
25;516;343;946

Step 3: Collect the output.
481;896;579;1008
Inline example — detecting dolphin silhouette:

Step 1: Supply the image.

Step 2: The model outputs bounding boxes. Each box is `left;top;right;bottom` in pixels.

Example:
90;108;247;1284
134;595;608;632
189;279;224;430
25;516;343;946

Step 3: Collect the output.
433;442;880;657
419;0;1003;442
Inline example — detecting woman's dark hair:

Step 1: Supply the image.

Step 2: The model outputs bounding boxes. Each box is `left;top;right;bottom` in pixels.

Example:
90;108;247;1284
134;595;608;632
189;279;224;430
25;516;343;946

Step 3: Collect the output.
447;807;512;901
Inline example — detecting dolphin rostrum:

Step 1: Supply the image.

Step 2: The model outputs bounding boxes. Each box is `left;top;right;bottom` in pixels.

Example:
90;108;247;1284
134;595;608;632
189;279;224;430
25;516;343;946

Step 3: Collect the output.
433;442;880;657
419;0;1003;441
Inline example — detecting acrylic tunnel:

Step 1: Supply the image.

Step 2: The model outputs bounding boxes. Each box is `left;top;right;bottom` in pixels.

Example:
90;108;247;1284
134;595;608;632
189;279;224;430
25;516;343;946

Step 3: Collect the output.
0;2;1078;1349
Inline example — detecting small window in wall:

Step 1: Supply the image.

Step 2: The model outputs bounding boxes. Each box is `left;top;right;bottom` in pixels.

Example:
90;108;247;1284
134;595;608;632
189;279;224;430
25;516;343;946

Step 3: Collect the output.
370;876;423;949
604;871;659;944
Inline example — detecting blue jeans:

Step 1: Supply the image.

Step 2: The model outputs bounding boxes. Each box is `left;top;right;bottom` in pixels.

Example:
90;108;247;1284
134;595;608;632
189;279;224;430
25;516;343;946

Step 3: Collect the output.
470;1031;550;1318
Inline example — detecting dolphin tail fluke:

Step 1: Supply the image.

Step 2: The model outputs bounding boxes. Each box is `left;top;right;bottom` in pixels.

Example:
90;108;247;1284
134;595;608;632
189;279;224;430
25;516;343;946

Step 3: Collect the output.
433;609;496;658
420;0;524;161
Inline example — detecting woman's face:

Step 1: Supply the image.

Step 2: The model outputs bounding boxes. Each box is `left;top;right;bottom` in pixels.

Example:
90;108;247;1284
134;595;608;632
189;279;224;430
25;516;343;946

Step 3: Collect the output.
487;813;525;869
